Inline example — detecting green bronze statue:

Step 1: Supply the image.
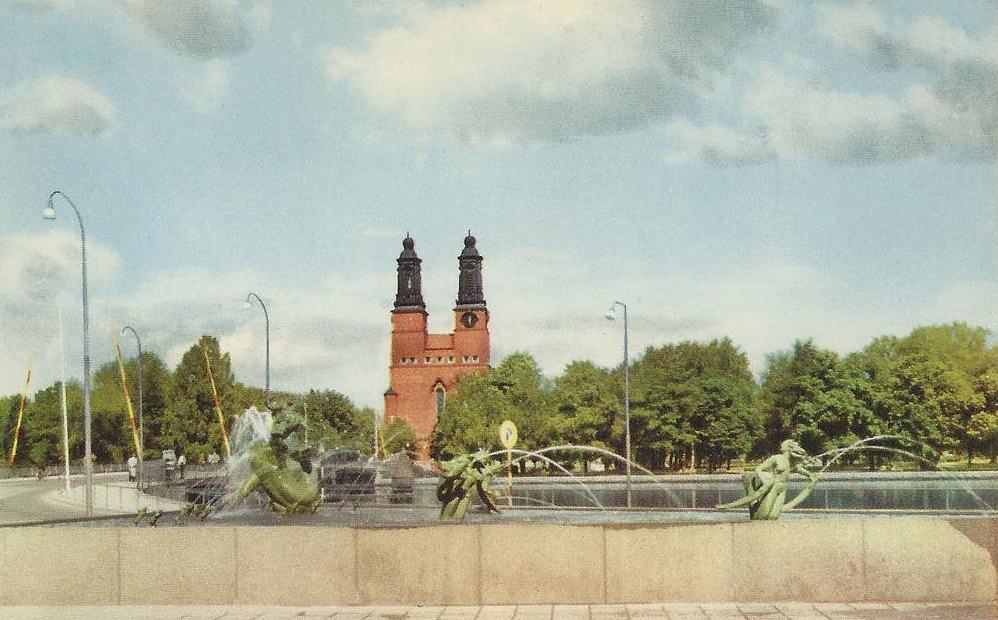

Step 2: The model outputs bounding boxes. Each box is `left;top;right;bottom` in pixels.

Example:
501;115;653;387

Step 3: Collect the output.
436;449;502;521
236;406;321;515
717;439;820;519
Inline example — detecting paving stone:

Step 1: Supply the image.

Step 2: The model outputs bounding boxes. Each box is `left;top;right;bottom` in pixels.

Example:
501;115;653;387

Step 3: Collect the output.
406;609;445;619
699;605;739;613
478;607;518;620
735;604;780;614
849;604;891;610
661;604;703;613
552;605;590;620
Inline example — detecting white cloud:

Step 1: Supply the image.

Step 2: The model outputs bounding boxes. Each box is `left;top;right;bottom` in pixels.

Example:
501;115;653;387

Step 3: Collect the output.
668;5;997;165
0;75;116;135
664;120;772;165
817;3;997;72
114;0;250;58
322;0;777;144
179;60;230;112
667;61;996;165
0;0;75;9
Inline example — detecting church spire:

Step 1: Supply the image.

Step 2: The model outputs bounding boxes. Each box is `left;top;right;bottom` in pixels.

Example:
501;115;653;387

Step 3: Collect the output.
394;235;425;312
455;232;485;307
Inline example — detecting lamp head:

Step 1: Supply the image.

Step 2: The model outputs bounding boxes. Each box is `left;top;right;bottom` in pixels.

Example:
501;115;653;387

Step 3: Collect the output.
242;300;252;310
42;197;56;220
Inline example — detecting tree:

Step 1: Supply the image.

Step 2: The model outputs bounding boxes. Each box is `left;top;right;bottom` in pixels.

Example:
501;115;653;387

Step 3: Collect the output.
127;352;174;460
758;340;874;464
382;416;418;459
160;335;238;463
968;371;998;463
630;339;758;471
431;352;555;467
21;382;83;466
302;389;362;440
550;361;618;471
855;324;996;465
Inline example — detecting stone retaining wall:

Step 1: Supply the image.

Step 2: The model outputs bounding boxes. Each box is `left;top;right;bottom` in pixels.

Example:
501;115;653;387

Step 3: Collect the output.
0;519;994;605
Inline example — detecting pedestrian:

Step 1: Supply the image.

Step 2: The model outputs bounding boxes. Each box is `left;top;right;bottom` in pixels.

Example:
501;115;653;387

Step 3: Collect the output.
178;453;187;479
127;455;138;482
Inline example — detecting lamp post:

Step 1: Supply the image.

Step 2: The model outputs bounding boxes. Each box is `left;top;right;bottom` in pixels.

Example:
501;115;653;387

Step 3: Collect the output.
243;292;270;407
121;326;143;486
43;191;93;516
605;301;630;507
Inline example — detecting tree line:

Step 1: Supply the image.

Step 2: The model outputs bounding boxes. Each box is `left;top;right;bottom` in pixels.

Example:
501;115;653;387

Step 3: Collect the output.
431;323;998;471
0;335;410;468
4;323;996;472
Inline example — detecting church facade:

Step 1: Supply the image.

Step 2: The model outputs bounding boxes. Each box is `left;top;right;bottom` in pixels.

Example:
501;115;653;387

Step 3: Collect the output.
383;234;490;461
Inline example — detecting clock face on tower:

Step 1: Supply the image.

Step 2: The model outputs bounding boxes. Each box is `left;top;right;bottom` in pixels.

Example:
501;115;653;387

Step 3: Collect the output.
460;311;479;328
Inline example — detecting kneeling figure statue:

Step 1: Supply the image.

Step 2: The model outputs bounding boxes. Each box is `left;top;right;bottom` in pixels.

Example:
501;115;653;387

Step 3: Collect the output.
717;439;819;520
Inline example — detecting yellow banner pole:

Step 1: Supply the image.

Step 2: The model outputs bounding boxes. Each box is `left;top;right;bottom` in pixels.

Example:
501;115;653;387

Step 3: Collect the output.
113;331;142;458
202;346;231;459
506;449;513;507
7;359;31;466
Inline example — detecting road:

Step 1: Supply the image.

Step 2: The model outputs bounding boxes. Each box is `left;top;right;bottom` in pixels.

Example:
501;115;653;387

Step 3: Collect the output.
0;473;129;525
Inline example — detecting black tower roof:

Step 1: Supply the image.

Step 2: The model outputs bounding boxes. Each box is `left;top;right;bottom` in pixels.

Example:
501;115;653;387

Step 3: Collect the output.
456;232;485;308
394;235;425;312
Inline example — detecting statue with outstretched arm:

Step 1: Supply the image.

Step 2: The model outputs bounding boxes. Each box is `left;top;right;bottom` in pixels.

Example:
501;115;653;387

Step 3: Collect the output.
717;439;820;520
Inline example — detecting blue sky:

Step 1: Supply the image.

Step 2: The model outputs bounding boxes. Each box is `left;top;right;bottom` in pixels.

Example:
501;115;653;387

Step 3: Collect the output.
1;0;995;408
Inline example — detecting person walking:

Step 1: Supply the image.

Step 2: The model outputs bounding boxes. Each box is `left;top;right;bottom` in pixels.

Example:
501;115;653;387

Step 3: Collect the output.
127;455;138;482
178;453;187;479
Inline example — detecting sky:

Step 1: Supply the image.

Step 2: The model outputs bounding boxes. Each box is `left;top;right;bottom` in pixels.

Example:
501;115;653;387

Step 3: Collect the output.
0;0;995;410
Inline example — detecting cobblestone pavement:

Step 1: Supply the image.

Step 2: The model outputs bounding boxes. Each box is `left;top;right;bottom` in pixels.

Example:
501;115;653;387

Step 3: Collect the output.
1;603;995;620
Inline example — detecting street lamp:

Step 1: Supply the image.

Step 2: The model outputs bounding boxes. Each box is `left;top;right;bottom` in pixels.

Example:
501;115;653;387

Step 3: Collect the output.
122;326;143;486
605;301;631;507
243;292;270;406
44;190;93;516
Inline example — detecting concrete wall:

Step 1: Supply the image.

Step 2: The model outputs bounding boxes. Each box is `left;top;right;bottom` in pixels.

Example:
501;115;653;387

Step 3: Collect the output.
0;519;994;606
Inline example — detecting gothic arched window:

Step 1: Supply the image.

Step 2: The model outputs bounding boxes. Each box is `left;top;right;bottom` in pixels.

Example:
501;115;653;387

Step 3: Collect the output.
435;385;446;413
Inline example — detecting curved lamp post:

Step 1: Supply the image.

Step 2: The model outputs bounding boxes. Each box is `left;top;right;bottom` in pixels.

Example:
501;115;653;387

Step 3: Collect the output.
121;326;143;486
43;191;93;515
605;301;630;507
243;292;270;406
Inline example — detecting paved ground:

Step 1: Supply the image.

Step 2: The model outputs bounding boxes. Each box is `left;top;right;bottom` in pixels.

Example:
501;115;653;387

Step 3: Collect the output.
0;473;185;525
1;603;995;620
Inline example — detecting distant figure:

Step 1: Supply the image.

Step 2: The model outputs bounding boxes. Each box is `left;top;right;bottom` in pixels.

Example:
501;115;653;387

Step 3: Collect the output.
127;455;138;482
178;454;187;479
207;452;220;466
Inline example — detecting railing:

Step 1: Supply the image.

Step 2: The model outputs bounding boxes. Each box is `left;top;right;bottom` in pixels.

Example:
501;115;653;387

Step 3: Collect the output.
0;463;127;479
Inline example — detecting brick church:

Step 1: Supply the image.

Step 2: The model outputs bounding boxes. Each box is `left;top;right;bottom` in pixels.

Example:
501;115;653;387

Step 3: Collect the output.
383;234;490;461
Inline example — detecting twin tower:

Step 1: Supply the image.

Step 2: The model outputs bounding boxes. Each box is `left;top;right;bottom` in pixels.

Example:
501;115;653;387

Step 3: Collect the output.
384;234;490;461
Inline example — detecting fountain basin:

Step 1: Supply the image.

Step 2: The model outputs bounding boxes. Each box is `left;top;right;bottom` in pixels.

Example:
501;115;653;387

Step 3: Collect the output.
1;518;994;605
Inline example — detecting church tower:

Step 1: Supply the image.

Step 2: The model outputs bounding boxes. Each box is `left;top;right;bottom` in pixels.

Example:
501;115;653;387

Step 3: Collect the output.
384;234;490;462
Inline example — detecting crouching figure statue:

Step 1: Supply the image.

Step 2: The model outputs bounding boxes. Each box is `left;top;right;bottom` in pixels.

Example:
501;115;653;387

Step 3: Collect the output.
436;449;502;521
236;408;320;515
716;439;820;520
